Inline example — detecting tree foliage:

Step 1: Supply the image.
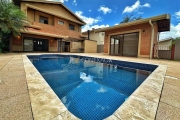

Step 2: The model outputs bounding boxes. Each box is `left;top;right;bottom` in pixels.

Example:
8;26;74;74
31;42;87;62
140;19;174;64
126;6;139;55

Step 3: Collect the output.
120;15;142;24
0;0;28;37
0;0;28;52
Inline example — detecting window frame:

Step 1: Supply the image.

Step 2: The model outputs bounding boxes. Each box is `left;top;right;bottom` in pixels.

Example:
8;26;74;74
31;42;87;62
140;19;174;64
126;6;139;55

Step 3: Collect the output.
58;20;64;25
39;15;48;24
69;24;75;31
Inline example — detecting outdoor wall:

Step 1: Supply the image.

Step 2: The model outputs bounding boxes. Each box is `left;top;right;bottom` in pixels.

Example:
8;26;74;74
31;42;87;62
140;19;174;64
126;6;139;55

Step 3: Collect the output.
83;32;105;45
104;23;158;57
84;40;97;53
12;33;59;52
21;1;83;40
27;16;81;39
21;2;82;23
97;45;104;53
49;38;58;52
70;42;81;53
27;9;54;25
174;41;180;60
12;36;23;51
159;40;172;50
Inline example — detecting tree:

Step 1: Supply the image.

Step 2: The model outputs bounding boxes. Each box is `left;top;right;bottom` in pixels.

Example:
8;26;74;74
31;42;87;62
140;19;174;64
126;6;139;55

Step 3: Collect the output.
120;15;142;24
0;0;28;52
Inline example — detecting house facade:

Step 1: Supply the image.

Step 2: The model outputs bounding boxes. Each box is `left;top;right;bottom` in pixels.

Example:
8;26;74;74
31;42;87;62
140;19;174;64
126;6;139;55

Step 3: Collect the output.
158;38;172;50
12;0;86;52
95;14;170;58
82;29;105;53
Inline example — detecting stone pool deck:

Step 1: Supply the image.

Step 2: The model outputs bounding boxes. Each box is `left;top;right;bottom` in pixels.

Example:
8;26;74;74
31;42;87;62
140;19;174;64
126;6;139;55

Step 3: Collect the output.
0;53;180;120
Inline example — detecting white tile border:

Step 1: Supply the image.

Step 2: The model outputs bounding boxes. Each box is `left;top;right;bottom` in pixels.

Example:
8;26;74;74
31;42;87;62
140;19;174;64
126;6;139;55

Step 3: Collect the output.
22;54;167;120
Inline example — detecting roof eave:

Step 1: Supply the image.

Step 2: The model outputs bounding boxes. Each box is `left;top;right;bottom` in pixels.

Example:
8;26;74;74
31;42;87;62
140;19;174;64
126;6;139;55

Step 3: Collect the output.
95;14;170;32
13;0;86;25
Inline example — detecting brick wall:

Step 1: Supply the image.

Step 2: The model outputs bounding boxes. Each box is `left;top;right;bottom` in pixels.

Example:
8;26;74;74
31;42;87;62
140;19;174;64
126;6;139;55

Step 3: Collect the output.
12;36;22;46
104;23;158;56
27;16;82;39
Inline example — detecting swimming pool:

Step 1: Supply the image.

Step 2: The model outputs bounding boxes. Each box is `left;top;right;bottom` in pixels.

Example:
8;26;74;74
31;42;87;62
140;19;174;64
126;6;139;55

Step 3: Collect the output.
28;54;157;120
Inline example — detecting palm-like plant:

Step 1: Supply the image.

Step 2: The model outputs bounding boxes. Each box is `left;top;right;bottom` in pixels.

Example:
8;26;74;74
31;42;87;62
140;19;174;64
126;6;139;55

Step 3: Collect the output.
120;15;142;24
0;0;28;51
0;0;27;36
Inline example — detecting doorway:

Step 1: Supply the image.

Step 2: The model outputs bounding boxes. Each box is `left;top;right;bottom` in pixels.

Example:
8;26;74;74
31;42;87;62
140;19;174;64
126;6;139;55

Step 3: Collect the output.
61;41;70;52
110;32;139;57
24;39;33;51
23;37;49;51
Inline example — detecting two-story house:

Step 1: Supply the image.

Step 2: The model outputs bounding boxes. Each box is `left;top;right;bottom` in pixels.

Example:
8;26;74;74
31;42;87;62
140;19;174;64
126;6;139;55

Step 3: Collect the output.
12;0;86;52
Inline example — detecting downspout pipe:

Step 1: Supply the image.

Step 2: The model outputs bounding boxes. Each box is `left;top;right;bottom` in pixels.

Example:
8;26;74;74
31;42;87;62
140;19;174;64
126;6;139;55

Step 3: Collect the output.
149;20;154;59
157;32;160;59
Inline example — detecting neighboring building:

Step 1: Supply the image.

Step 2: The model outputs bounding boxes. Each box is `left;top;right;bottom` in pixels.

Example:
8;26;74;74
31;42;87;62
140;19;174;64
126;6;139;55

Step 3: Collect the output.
95;14;171;58
158;38;172;50
82;29;105;53
12;0;86;52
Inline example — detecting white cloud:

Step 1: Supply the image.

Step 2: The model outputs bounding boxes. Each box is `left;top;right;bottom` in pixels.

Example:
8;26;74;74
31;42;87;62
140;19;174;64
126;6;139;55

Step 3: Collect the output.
143;3;150;7
75;11;109;32
72;0;77;6
47;0;68;3
122;0;150;14
75;11;101;25
114;23;119;25
89;10;91;12
82;24;109;32
98;6;112;14
160;23;180;40
175;11;180;19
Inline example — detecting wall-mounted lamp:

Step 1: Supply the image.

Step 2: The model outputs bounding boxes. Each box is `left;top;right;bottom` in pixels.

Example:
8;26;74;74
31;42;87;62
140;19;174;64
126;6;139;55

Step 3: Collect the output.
17;35;20;39
51;40;53;42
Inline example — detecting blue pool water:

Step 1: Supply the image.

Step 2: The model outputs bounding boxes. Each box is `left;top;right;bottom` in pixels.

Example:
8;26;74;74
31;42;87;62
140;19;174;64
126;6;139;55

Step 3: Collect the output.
28;55;157;120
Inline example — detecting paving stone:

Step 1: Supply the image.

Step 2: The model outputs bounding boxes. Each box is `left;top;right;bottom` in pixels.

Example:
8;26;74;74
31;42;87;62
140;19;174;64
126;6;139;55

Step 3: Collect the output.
156;102;180;120
0;74;26;84
0;70;25;79
164;77;180;87
114;95;157;120
166;68;180;78
0;77;28;99
0;93;33;120
160;83;180;109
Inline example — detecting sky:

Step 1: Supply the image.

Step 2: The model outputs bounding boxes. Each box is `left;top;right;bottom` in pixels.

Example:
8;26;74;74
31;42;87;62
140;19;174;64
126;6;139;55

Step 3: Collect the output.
49;0;180;40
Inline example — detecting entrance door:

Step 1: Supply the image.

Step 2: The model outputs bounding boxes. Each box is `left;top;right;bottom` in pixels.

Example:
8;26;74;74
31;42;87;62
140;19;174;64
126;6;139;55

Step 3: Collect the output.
24;39;33;51
33;39;48;51
110;36;122;55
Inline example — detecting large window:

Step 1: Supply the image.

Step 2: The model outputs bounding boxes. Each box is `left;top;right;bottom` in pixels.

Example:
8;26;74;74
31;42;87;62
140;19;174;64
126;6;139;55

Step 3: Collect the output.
39;16;48;24
69;24;75;30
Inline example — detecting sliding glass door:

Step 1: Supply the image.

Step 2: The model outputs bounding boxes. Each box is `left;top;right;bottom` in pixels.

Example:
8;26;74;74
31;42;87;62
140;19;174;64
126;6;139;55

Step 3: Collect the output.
110;35;123;55
110;32;139;57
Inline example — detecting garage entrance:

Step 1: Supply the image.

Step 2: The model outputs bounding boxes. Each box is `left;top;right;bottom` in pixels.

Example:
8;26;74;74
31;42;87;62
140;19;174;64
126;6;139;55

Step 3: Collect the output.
110;32;139;57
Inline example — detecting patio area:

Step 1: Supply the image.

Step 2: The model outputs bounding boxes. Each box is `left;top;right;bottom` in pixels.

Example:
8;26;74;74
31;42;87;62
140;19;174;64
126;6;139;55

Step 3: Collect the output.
0;53;180;120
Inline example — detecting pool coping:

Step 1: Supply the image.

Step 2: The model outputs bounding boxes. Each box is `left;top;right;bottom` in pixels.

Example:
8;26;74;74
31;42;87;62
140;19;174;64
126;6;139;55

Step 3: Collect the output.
22;54;167;120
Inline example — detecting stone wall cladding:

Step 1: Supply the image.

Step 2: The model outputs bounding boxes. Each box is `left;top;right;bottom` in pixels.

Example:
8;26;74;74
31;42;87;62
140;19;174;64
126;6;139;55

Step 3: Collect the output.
104;23;158;56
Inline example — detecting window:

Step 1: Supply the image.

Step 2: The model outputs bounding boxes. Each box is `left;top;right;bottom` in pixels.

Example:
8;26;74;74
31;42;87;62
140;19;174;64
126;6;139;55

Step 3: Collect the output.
39;16;48;24
58;20;64;25
69;24;75;30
